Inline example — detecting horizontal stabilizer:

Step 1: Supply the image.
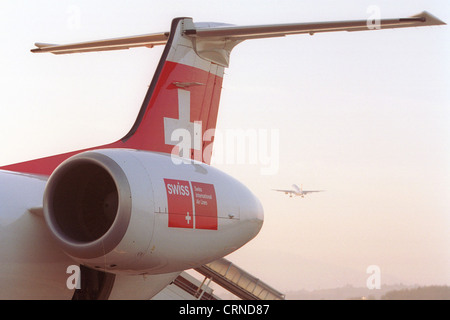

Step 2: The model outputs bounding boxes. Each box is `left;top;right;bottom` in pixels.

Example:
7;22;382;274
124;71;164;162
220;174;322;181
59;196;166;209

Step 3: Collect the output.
31;32;169;54
187;11;445;39
31;11;445;55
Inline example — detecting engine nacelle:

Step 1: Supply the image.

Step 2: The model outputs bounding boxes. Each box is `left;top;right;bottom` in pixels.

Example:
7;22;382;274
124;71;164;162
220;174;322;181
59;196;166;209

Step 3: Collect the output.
43;149;263;275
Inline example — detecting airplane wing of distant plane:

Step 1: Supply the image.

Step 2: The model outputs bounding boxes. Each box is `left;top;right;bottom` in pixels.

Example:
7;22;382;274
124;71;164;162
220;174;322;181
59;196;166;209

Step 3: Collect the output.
273;189;297;197
0;11;444;299
302;190;323;194
273;189;296;194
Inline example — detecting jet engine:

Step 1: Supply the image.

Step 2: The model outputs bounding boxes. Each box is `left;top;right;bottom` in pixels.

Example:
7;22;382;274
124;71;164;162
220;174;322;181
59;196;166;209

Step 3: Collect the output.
43;149;263;275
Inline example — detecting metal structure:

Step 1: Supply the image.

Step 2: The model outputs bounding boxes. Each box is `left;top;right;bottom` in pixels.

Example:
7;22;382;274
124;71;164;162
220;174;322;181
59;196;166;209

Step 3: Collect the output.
195;258;285;300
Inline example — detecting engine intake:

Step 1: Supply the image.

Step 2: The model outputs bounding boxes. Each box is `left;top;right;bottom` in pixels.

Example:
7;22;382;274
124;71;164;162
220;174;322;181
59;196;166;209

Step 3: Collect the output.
44;152;132;260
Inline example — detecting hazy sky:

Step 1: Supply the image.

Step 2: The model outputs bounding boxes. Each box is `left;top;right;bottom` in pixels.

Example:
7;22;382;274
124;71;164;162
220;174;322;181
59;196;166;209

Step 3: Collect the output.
1;0;449;292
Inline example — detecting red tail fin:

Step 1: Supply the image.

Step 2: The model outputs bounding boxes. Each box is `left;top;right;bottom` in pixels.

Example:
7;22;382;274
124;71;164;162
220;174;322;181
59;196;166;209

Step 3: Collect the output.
1;18;225;175
118;18;225;163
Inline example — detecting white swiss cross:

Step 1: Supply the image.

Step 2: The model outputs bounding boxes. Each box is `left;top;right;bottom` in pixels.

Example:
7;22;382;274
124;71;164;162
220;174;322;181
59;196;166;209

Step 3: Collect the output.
164;89;202;158
185;211;191;225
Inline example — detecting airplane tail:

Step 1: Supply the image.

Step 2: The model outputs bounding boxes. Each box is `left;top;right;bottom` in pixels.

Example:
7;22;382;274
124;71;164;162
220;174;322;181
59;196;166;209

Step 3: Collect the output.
1;13;443;175
114;18;227;164
292;184;301;193
2;18;231;174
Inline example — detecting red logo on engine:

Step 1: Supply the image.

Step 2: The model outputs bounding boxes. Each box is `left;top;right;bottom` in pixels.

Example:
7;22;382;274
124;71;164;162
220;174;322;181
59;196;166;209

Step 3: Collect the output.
164;179;217;230
164;179;193;229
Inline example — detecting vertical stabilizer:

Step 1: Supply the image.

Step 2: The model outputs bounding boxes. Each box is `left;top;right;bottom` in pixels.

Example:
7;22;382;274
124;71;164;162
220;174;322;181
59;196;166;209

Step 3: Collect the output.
118;18;227;164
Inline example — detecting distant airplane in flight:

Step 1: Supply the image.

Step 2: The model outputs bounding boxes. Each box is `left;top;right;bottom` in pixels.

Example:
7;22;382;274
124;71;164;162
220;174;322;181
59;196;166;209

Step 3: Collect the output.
274;184;324;198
